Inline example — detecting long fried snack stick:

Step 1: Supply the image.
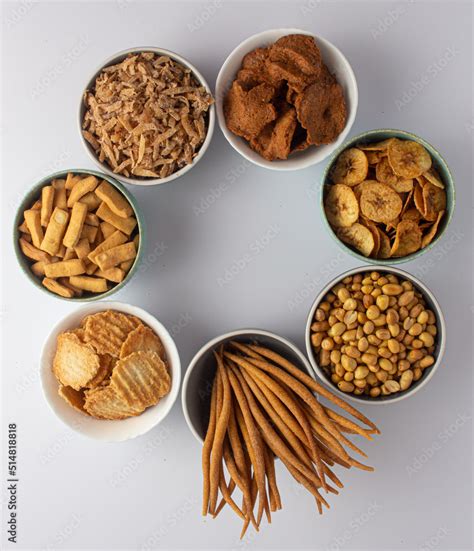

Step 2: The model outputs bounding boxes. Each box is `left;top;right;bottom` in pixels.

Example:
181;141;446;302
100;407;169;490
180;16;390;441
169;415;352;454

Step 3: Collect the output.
230;370;269;526
202;374;218;515
216;461;245;519
226;404;258;531
323;407;374;439
230;363;333;507
214;475;236;518
239;366;325;490
209;353;231;514
240;476;258;540
249;345;380;433
245;355;366;458
263;446;281;512
227;352;327;491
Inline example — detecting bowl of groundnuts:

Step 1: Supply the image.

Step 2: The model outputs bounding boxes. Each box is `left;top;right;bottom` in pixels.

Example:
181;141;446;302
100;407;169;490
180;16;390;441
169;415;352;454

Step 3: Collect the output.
305;266;445;404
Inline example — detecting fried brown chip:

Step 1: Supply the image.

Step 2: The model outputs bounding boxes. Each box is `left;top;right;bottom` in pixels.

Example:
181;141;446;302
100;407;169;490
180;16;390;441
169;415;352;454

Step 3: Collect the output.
83;310;143;357
388;139;432;179
337;223;375;257
324;184;359;227
266;34;322;91
86;354;116;388
359;182;403;224
224;81;277;141
120;325;166;362
249;107;297;161
110;351;171;409
294;80;347;145
53;333;100;390
390;220;422;257
422;210;445;248
84;385;145;419
331;148;368;186
375;157;413;193
377;228;392;258
358;138;395;151
58;385;86;414
422;183;447;221
423;167;444;189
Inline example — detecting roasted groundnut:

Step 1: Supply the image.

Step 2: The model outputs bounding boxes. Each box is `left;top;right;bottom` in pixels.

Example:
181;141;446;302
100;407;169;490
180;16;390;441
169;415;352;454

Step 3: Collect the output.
311;271;438;398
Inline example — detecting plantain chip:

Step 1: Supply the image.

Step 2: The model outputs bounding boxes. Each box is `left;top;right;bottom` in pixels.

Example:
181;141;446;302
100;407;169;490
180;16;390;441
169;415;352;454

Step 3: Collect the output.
377;228;392;258
423;167;444;189
360;182;402;224
358;138;395;151
388;139;432;179
331;148;368;186
423;182;447;221
324;184;359;227
390;220;422;257
422;210;444;248
337;223;375;257
376;157;413;193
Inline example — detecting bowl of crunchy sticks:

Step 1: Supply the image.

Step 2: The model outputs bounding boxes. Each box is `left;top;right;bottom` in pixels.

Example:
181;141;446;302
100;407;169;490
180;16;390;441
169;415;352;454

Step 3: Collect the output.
13;169;144;301
79;47;215;186
182;329;380;538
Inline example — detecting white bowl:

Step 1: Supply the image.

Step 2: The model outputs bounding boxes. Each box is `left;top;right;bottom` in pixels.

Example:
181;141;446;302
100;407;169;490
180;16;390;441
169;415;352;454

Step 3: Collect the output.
40;301;181;441
78;47;215;186
305;266;446;405
181;329;315;444
215;28;358;171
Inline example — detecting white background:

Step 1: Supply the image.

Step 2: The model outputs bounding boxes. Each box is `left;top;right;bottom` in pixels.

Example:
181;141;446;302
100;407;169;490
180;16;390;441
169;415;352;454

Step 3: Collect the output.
1;1;473;550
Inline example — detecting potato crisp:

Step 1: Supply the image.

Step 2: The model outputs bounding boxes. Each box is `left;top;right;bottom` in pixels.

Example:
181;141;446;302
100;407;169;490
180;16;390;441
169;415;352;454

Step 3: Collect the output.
52;310;171;420
325;138;447;258
82;52;214;179
224;34;347;161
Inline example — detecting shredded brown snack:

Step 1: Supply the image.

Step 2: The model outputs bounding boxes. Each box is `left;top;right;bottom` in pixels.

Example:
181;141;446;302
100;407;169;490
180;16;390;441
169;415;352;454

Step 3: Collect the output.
82;52;214;179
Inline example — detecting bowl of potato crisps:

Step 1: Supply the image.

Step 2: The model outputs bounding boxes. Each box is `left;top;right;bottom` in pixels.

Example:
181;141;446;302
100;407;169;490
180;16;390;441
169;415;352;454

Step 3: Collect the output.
14;169;144;301
79;47;215;186
305;266;446;404
215;28;358;170
40;302;181;441
321;129;455;263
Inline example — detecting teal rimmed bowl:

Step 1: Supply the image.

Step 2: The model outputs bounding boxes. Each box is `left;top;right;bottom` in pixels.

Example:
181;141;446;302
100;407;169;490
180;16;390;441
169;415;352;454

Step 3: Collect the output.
320;129;455;264
13;169;145;301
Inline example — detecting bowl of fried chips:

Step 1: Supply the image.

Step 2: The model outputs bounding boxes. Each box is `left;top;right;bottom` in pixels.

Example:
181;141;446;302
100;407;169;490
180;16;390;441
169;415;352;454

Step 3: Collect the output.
40;302;181;441
14;169;145;300
79;47;215;186
215;28;358;170
321;129;455;263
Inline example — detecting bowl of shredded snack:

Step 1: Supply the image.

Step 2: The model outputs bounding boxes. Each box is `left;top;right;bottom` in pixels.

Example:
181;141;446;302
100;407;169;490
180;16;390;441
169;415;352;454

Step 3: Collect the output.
79;47;215;186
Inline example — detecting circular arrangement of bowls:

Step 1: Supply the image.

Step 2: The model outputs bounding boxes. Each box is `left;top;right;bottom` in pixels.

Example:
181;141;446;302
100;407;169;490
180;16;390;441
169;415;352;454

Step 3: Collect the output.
215;28;358;171
320;128;455;264
11;30;454;439
78;46;216;187
182;329;315;443
13;168;145;302
40;301;181;441
305;265;446;405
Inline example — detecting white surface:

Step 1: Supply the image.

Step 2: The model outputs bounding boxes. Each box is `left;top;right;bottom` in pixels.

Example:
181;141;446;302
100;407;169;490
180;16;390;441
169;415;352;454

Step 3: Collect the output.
40;301;181;442
1;1;472;550
215;27;358;170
